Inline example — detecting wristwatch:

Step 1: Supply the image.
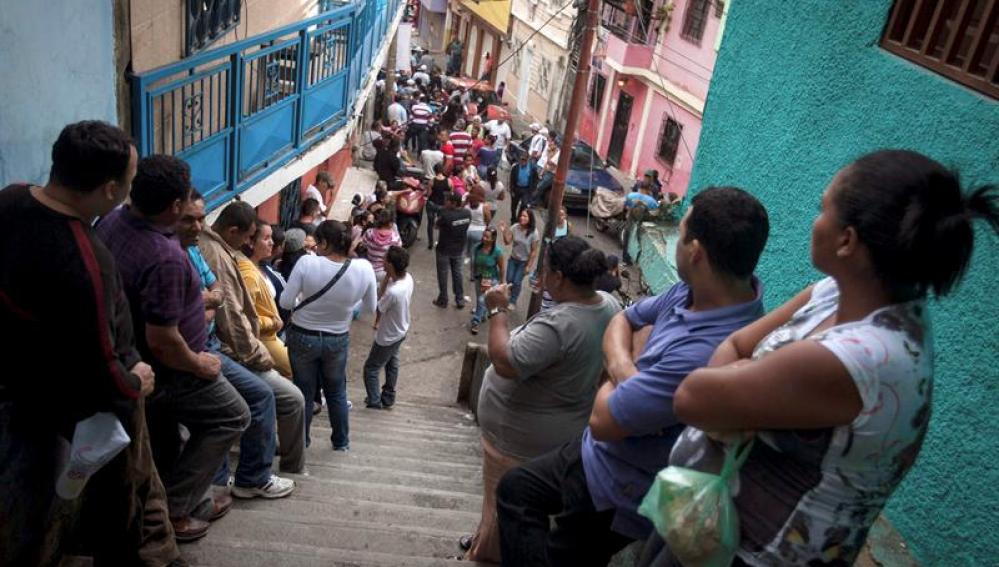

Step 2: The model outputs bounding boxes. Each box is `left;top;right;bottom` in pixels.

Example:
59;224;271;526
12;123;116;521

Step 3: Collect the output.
488;306;508;319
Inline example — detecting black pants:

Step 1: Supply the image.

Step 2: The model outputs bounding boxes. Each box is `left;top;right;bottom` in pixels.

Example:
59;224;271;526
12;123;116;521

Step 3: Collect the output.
435;251;464;304
496;439;633;567
510;187;530;222
425;201;441;246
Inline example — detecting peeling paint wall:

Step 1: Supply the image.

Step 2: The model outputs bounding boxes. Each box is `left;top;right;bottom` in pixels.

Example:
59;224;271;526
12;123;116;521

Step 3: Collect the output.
681;1;999;564
0;0;118;187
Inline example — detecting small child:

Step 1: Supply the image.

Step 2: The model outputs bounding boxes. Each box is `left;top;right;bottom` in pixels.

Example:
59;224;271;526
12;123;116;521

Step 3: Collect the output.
362;246;414;409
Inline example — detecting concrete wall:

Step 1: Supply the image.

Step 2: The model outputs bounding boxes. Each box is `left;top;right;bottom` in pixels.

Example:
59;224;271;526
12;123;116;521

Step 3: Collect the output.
686;1;999;564
0;0;118;186
130;0;317;73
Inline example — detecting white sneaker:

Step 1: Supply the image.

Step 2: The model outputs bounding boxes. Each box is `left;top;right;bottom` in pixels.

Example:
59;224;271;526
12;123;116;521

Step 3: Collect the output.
231;475;296;499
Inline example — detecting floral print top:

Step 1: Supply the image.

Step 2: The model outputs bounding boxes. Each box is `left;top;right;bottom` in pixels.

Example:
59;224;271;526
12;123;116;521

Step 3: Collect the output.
669;277;933;566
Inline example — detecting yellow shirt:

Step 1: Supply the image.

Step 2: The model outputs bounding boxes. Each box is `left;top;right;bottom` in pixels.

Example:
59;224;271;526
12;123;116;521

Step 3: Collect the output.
237;258;282;340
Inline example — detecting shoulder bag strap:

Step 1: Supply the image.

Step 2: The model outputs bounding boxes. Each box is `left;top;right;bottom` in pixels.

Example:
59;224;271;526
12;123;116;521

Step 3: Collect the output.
292;259;351;313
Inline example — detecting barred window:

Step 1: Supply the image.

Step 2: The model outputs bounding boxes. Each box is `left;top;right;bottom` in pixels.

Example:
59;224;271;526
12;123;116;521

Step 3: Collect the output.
589;74;607;110
657;116;683;166
681;0;711;44
186;0;243;56
881;0;998;99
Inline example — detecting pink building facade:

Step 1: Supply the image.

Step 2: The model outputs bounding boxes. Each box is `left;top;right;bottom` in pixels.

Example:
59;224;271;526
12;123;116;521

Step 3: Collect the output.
580;0;728;197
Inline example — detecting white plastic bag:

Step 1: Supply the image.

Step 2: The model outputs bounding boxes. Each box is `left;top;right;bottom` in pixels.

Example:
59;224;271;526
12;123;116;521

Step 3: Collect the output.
55;412;131;500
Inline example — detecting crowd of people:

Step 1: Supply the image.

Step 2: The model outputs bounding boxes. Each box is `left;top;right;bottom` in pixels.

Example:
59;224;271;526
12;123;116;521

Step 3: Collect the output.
2;73;997;567
0;121;416;565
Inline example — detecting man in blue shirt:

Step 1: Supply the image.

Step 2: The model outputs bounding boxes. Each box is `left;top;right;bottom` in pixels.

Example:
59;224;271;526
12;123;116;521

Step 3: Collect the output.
496;187;770;566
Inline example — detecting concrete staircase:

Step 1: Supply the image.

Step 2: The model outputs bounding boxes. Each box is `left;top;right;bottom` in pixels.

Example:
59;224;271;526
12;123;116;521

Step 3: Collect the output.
181;400;485;567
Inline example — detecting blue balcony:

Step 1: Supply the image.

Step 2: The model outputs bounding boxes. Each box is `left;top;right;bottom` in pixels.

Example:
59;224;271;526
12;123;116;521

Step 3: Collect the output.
130;0;401;209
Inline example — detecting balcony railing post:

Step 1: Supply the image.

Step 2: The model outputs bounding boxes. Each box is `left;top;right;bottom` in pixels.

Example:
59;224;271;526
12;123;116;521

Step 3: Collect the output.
131;74;149;156
227;51;244;195
293;28;310;149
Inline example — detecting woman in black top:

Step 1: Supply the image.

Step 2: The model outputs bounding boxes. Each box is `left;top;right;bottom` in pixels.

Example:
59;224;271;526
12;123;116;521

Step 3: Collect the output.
426;163;452;249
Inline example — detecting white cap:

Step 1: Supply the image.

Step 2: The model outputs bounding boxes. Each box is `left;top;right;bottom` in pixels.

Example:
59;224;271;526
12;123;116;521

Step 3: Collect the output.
539;127;549;136
529;123;540;131
407;79;415;85
419;65;427;71
472;115;482;122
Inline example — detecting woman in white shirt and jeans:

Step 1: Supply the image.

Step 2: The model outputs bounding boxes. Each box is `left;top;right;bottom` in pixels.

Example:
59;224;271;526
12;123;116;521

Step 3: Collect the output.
281;220;378;450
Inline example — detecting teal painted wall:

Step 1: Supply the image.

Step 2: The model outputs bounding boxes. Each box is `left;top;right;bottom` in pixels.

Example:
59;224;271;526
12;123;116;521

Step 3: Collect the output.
682;1;999;564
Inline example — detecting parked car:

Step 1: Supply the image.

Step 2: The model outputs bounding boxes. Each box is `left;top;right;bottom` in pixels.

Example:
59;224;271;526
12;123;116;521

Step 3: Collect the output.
506;139;624;209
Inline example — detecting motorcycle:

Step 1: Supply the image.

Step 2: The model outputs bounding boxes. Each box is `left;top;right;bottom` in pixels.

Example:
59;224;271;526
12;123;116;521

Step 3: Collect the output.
390;176;427;248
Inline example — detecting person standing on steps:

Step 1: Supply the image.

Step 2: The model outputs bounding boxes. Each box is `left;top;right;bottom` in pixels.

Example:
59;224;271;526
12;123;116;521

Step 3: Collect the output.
509;153;538;222
434;192;471;309
363;246;414;409
281;220;378;451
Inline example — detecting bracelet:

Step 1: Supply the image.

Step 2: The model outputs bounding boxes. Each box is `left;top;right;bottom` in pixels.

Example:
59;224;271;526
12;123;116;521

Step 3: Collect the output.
487;306;508;319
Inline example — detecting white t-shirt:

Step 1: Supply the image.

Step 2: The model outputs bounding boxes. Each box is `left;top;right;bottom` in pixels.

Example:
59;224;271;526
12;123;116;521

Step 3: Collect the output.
484;120;511;148
529;133;547;158
375;273;414;346
421;149;444;177
304;184;327;213
279;255;378;334
387;103;408;126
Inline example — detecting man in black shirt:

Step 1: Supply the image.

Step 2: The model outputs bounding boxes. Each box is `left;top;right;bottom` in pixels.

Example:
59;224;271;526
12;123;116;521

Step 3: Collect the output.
0;121;180;565
433;192;471;309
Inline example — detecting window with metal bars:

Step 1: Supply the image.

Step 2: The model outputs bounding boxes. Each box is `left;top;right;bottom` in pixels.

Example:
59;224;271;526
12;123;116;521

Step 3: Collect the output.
186;0;243;56
657;116;683;166
681;0;711;44
881;0;998;99
589;74;607;110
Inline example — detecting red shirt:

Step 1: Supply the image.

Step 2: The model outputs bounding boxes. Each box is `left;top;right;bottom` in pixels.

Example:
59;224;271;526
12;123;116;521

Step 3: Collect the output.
442;142;455;174
471;139;486;164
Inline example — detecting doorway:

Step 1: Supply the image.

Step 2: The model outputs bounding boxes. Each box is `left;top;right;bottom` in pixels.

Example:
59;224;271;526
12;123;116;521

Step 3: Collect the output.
607;91;633;167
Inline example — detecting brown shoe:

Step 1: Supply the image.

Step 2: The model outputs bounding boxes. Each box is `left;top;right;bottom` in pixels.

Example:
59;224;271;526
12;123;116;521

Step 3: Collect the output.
171;516;209;543
208;492;233;522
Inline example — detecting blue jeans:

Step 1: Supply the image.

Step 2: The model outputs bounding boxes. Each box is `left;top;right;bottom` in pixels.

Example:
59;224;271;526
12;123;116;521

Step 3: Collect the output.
211;350;277;489
507;257;528;304
362;337;405;408
287;328;350;450
472;279;488;325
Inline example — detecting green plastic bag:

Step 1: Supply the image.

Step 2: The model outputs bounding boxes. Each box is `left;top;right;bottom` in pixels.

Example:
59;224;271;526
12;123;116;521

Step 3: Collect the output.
638;439;753;567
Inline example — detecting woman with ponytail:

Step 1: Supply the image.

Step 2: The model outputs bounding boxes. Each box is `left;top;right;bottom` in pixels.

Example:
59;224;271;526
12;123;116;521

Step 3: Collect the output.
640;150;998;566
280;220;378;451
461;236;622;563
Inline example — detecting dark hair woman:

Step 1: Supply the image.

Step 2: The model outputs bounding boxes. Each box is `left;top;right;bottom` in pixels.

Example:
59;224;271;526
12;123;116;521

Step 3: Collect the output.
469;226;505;335
279;220;379;451
640;150;998;567
463;236;621;562
499;208;539;308
238;219;292;378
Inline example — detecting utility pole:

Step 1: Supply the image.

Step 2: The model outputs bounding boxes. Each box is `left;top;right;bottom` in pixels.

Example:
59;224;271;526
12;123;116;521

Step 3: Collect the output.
527;0;600;316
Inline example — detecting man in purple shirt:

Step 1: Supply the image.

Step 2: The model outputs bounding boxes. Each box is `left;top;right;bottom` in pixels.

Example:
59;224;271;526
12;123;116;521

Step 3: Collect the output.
496;187;770;566
97;155;250;542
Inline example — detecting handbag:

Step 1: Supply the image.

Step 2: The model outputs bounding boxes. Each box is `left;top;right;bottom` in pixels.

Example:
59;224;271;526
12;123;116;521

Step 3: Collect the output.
292;259;351;312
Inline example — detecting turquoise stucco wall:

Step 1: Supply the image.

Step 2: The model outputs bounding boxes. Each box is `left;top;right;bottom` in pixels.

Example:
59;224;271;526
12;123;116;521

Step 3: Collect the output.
0;0;118;187
681;1;999;565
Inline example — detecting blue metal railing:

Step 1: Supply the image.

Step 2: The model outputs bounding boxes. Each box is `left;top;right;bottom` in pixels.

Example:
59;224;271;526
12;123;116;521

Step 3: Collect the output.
131;0;401;209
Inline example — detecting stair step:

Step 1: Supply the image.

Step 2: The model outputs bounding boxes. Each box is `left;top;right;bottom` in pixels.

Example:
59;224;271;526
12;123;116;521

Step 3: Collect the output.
284;475;482;512
183;537;482;567
304;448;482;478
306;430;483;465
297;461;483;493
231;490;481;533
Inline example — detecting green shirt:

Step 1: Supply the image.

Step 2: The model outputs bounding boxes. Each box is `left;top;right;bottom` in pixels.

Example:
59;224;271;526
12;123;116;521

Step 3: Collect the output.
473;244;503;281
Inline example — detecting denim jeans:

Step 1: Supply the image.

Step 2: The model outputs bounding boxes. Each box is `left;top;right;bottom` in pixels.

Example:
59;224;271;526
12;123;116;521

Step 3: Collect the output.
496;439;633;567
506;257;528;304
212;351;277;489
534;171;554;207
472;280;488;325
287;328;351;450
467;227;485;260
256;368;306;474
362;337;406;408
435;252;465;304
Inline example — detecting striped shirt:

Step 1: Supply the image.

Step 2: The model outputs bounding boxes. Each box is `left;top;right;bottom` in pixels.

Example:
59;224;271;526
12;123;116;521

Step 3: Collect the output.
449;131;473;158
410;103;433;126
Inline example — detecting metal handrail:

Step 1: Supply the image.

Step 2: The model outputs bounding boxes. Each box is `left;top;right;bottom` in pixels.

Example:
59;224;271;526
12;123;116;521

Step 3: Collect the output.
130;0;401;208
